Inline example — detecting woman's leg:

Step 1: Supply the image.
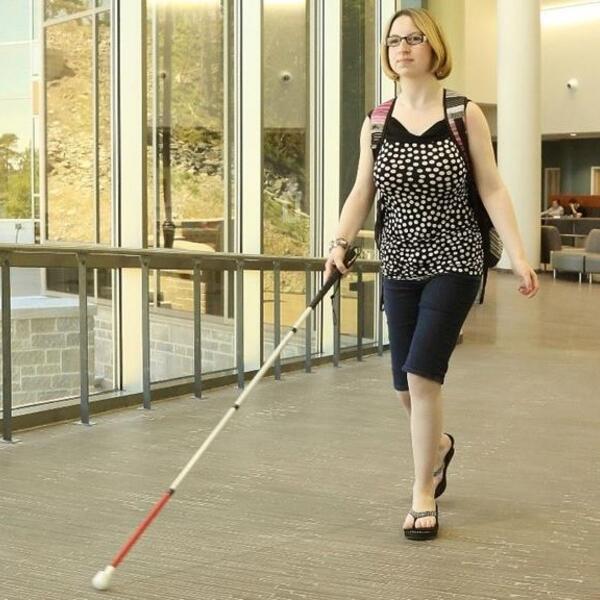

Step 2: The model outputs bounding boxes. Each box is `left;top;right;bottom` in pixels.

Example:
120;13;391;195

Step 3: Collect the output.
395;390;452;491
403;373;442;530
400;273;482;530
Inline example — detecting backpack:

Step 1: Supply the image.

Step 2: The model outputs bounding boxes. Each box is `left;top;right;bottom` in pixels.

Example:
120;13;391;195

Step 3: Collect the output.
369;88;502;303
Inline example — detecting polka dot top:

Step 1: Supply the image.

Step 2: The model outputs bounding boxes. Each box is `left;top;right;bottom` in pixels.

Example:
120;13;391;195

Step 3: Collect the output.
373;115;484;280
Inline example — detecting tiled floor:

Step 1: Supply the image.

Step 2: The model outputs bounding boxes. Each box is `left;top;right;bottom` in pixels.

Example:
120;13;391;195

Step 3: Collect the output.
1;271;599;599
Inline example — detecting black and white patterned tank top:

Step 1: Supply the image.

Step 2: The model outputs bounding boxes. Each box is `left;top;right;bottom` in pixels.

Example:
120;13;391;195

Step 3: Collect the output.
373;115;484;280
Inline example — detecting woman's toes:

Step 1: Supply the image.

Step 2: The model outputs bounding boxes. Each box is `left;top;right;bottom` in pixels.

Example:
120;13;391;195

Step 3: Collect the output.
404;513;436;530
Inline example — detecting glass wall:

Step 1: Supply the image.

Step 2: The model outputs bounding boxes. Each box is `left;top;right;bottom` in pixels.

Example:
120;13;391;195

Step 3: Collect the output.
339;0;378;348
0;1;38;225
2;0;385;406
262;0;315;360
146;0;235;382
7;0;118;409
44;3;111;244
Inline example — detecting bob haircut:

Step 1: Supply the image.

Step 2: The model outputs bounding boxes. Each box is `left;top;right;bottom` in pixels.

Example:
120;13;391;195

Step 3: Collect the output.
380;8;452;81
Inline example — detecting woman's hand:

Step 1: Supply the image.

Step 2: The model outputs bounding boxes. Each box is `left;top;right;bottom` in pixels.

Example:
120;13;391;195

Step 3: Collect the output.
324;246;351;282
512;258;539;298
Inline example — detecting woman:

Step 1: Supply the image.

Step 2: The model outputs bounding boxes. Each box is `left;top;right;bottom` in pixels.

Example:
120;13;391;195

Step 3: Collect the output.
324;8;539;540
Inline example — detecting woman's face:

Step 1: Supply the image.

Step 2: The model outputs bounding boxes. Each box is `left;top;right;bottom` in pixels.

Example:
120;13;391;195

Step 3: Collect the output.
387;16;434;80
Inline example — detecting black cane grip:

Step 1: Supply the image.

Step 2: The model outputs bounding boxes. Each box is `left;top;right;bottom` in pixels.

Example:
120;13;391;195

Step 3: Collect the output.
309;246;361;310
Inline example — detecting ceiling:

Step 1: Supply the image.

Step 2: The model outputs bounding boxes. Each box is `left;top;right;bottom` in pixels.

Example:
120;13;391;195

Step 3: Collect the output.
541;0;599;7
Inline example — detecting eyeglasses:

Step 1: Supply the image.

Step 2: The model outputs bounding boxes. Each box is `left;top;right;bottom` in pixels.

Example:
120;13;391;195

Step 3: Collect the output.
385;33;427;47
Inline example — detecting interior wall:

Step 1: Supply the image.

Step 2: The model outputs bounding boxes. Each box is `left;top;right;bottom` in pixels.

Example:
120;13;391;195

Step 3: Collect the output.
463;0;496;105
543;139;600;194
541;7;600;135
427;0;465;94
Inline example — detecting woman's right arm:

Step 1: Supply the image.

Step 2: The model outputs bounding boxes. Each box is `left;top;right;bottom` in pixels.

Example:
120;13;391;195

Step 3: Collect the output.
324;116;377;280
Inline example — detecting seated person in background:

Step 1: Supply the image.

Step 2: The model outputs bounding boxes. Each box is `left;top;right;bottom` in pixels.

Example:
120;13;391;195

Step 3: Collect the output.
567;200;585;218
541;199;564;217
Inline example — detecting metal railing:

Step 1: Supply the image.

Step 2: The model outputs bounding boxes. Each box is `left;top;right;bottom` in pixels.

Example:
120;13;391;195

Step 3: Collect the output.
0;243;384;442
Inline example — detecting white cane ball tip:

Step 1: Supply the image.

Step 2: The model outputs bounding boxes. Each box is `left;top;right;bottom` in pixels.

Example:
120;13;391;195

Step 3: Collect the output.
92;566;114;591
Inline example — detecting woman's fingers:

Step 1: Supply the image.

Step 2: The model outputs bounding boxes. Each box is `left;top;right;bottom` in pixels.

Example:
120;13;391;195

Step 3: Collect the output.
334;257;348;275
527;270;540;298
519;271;532;294
324;248;351;281
518;268;539;298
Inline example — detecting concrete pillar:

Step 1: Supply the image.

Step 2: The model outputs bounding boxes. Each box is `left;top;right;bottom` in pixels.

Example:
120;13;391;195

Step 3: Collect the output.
119;0;147;392
497;0;541;269
237;0;262;372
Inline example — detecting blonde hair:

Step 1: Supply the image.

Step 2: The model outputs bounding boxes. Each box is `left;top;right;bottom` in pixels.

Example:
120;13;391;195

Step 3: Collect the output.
380;8;452;81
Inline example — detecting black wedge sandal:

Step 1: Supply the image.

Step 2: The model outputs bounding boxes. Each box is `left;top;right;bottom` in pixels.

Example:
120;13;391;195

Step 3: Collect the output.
403;504;439;541
434;433;455;499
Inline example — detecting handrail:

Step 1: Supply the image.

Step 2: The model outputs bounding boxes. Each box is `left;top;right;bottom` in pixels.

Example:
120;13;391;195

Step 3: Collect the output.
0;243;383;442
0;243;381;272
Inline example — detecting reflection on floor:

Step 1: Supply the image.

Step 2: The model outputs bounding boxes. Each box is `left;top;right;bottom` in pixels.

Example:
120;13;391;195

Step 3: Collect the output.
1;271;599;599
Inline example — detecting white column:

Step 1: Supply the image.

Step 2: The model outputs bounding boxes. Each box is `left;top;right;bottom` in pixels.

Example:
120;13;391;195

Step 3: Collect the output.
320;0;342;356
118;0;147;391
375;0;396;348
237;0;262;371
497;0;541;269
379;0;397;103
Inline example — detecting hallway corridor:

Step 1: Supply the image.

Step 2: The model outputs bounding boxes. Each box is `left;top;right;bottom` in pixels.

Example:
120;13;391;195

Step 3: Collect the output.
1;272;599;600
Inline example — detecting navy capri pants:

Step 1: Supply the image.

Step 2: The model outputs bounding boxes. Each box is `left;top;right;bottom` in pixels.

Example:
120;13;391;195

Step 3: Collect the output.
383;272;482;391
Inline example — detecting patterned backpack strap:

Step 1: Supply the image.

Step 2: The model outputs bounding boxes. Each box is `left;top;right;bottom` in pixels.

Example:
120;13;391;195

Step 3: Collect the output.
444;88;503;295
369;98;396;159
444;89;470;162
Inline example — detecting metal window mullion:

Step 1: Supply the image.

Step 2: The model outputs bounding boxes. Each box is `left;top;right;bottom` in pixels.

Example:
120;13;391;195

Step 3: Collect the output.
151;2;161;307
43;7;108;28
40;15;48;243
110;0;121;392
310;0;324;357
93;12;100;244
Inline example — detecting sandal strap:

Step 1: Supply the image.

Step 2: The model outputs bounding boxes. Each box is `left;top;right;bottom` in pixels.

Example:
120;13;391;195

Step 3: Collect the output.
409;509;437;519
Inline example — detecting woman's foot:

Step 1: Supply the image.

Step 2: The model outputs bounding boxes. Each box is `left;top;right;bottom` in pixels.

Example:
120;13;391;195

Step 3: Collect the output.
403;487;437;532
433;433;454;497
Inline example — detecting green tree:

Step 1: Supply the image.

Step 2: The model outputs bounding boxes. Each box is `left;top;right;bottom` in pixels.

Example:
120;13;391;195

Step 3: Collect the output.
0;134;31;219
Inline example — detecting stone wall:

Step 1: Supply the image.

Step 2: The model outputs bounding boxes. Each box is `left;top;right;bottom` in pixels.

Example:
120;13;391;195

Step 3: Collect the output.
0;297;96;407
1;296;353;409
94;304;316;383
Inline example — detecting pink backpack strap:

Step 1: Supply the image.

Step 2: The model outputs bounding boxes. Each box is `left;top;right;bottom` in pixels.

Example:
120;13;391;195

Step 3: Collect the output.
444;88;470;161
369;98;396;157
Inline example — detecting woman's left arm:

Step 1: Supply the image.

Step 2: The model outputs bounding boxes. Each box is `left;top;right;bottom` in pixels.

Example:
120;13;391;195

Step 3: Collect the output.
465;101;539;298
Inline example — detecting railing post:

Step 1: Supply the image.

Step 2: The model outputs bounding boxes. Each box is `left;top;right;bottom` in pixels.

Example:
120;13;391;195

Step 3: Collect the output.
356;266;363;362
377;271;384;356
77;254;91;425
1;256;13;442
273;261;281;380
141;257;151;409
304;265;311;373
193;262;202;398
235;261;244;389
333;279;341;368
